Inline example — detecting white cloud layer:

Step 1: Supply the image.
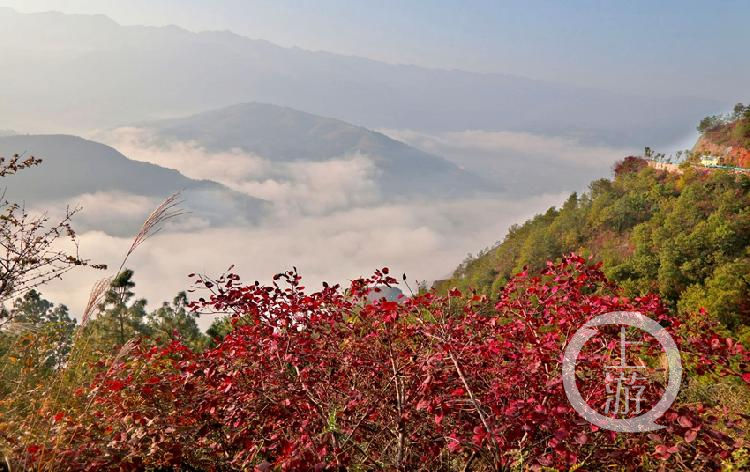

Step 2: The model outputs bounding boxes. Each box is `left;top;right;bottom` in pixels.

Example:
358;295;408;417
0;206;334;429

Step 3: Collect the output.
379;128;636;197
99;127;381;216
41;193;566;330
381;129;634;167
34;129;593;330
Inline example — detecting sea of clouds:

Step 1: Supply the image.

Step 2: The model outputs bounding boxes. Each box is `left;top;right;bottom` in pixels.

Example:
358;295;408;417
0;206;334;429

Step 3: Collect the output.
38;127;632;329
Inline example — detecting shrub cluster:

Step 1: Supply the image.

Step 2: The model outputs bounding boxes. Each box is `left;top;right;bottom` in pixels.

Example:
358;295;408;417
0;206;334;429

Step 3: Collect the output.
9;257;748;470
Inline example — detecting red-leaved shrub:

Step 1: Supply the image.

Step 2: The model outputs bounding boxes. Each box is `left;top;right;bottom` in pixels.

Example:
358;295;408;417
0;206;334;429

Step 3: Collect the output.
24;256;750;470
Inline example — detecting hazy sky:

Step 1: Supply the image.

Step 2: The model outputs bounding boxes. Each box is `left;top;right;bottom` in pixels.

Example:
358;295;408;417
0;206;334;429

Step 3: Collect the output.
2;0;748;102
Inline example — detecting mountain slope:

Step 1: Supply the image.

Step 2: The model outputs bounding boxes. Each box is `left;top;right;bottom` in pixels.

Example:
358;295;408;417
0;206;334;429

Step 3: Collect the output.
437;154;750;343
111;102;495;198
0;135;267;234
0;7;719;147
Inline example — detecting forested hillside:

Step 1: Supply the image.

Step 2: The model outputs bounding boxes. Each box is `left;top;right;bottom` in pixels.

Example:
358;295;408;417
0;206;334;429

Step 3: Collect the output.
439;154;750;344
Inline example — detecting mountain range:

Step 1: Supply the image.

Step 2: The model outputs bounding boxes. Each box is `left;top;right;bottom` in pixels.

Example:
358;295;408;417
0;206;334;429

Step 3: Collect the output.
0;7;720;147
0;102;497;236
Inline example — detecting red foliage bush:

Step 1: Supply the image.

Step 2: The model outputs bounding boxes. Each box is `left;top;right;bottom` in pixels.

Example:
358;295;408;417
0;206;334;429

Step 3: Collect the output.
27;256;750;470
614;156;648;176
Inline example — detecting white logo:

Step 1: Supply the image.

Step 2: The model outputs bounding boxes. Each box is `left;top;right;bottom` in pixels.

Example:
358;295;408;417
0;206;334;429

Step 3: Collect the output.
562;311;682;432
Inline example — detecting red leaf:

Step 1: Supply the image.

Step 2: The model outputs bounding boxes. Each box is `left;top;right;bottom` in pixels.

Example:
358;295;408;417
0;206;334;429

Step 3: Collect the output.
538;454;553;466
446;434;461;453
107;380;126;392
434;412;444;425
677;416;693;428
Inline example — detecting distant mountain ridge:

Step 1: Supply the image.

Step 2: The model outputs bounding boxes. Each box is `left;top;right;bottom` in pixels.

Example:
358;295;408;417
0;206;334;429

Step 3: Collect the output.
116;102;496;198
0;7;719;147
0;134;267;235
138;103;431;161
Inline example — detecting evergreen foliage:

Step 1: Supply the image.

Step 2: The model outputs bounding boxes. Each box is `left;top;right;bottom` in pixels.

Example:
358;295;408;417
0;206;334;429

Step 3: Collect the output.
439;160;750;344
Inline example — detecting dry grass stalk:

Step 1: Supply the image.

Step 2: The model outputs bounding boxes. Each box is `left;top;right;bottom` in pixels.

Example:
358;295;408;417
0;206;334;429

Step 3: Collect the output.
118;192;183;273
110;338;137;367
79;277;111;328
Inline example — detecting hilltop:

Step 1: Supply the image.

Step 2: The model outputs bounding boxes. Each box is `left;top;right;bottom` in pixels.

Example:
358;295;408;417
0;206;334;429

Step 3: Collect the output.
437;113;750;344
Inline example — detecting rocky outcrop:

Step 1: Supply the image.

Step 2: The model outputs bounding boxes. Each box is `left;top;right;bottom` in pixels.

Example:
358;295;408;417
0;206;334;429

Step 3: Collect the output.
693;134;750;168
